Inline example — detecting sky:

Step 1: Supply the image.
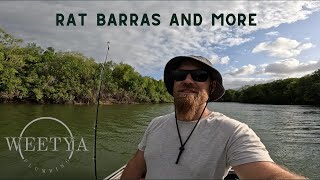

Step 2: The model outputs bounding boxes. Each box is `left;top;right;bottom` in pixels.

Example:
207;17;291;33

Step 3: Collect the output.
0;1;320;89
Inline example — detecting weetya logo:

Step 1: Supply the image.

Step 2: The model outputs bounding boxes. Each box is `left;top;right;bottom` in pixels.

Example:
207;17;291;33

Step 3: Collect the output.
4;117;88;174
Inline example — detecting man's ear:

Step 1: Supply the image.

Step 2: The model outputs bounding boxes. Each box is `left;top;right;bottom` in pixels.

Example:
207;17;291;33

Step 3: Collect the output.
210;81;216;95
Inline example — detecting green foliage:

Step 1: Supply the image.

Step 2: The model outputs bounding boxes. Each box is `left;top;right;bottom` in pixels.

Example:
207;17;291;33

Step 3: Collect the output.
0;27;23;47
219;89;237;102
0;27;172;104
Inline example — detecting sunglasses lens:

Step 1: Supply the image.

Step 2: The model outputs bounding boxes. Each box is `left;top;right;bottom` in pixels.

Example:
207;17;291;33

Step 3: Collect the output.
172;70;209;82
191;70;209;82
172;70;188;81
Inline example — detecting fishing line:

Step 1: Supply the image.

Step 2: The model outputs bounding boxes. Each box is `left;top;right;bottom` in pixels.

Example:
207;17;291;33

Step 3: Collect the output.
93;42;110;180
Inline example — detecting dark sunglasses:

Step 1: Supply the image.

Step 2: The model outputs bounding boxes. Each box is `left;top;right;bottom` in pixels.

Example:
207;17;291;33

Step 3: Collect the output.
172;69;209;82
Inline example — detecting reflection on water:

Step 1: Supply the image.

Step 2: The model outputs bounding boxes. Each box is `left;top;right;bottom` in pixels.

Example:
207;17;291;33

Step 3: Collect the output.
0;103;319;179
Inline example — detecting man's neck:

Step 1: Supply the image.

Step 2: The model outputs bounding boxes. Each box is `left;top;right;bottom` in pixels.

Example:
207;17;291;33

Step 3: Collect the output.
175;104;211;121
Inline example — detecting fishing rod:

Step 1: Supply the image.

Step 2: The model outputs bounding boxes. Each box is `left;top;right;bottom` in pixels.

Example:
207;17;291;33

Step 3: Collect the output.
93;42;110;180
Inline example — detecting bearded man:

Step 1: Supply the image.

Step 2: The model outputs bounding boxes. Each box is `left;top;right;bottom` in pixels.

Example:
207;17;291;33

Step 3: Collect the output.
120;55;306;179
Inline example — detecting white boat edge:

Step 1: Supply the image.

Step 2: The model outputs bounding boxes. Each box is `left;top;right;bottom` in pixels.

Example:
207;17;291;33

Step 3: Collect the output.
104;165;126;180
104;165;237;180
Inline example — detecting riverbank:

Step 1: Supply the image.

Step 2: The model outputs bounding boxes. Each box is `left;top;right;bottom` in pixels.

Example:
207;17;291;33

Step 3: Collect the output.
0;96;173;105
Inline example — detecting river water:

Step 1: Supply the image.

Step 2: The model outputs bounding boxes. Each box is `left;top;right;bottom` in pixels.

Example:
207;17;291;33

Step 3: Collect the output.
0;102;319;179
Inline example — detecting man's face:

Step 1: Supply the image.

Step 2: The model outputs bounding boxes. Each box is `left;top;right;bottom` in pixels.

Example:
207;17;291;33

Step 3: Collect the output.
172;61;214;105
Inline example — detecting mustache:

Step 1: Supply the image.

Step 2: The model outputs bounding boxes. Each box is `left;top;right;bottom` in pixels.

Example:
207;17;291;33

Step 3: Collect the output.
177;84;199;93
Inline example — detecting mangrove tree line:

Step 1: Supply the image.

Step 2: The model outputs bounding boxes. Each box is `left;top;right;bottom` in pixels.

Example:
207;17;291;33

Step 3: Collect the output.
0;28;172;104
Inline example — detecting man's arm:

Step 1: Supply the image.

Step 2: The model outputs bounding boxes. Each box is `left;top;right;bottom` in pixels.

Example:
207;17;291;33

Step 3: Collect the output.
120;150;146;180
233;161;307;179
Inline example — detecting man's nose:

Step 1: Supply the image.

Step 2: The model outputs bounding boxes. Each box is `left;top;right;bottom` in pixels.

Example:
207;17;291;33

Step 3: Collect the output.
183;74;194;84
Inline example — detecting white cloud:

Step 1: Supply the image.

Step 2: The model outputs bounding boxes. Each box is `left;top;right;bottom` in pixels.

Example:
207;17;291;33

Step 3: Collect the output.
220;56;230;64
252;37;313;58
219;37;253;47
210;54;220;64
264;58;320;75
223;76;272;89
210;54;230;65
228;64;256;76
223;59;320;89
260;63;268;68
265;31;279;36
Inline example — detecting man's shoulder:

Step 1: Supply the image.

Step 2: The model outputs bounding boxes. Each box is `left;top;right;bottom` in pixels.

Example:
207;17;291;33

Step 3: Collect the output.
155;112;174;119
147;112;175;129
211;112;247;130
